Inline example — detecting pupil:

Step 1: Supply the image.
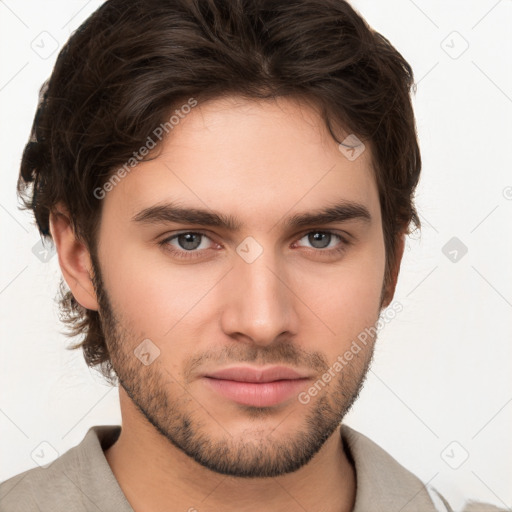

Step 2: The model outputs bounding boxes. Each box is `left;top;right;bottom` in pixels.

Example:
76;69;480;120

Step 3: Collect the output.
309;232;330;249
179;233;201;250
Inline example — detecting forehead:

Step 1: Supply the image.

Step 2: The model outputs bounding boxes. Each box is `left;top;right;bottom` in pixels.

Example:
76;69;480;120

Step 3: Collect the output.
101;95;380;229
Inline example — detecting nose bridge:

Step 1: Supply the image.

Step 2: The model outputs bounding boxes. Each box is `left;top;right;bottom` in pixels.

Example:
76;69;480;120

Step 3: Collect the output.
220;237;296;344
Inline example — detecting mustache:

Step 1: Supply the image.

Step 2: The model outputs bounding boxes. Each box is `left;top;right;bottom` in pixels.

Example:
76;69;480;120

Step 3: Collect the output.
183;339;329;380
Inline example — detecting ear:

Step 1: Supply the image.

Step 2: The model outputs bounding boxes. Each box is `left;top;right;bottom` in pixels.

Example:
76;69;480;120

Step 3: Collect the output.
49;204;99;311
381;232;406;309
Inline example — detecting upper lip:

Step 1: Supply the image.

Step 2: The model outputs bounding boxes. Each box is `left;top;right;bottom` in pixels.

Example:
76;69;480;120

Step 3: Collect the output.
203;366;312;383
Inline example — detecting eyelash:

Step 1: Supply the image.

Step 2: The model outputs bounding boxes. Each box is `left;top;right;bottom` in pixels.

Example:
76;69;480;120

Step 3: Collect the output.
158;230;351;260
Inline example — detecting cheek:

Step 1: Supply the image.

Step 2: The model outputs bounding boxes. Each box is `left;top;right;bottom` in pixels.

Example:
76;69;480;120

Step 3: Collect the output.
292;235;385;353
98;221;385;362
98;240;200;337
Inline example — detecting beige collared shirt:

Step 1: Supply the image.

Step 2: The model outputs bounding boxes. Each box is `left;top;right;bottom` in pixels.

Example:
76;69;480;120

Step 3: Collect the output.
0;424;504;511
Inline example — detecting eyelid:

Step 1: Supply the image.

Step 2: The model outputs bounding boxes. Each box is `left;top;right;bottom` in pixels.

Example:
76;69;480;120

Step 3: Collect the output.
293;228;352;245
159;228;351;258
159;230;221;249
159;228;350;245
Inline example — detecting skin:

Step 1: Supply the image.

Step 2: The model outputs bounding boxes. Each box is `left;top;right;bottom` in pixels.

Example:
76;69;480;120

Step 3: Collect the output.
50;95;405;512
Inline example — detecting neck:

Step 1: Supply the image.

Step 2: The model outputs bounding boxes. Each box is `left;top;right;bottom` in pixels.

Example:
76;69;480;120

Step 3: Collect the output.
104;392;356;512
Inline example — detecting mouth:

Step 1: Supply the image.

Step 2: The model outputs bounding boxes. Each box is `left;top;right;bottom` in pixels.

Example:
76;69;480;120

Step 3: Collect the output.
201;366;312;407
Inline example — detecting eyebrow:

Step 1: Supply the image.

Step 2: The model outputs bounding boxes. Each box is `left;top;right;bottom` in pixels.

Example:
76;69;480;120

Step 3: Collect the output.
131;200;372;231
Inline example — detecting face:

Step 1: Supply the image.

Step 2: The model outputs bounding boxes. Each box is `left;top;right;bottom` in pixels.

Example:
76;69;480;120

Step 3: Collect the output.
91;95;387;477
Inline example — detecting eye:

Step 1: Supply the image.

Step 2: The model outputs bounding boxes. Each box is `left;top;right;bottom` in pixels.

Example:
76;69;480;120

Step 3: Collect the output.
158;229;350;260
158;231;217;260
293;230;349;255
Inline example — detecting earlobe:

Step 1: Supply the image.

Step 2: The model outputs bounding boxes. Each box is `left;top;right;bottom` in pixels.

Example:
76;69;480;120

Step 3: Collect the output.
49;205;99;311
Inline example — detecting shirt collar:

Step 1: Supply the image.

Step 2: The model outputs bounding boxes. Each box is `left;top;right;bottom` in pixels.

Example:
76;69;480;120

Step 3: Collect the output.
340;424;438;511
80;424;437;511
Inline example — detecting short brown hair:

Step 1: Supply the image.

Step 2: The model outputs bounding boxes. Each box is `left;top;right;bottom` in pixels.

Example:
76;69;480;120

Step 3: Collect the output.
17;0;421;382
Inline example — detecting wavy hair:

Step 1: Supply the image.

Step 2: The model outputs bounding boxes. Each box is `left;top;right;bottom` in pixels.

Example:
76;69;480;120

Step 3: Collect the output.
17;0;421;383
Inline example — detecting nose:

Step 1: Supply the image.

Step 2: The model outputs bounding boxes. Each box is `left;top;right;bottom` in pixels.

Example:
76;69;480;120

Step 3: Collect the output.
219;244;299;347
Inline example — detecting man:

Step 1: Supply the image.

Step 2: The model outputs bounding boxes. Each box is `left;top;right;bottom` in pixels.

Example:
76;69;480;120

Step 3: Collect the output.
0;0;503;511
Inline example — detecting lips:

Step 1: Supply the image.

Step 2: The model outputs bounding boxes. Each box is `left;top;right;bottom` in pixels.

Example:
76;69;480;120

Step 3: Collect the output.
202;366;312;407
204;365;309;383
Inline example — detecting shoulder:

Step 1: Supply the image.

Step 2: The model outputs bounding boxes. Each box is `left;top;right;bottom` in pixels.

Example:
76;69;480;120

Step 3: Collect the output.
340;425;507;512
0;425;129;512
0;443;85;512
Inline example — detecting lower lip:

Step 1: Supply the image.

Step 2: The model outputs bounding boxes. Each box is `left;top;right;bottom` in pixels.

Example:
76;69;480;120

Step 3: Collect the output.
203;377;310;407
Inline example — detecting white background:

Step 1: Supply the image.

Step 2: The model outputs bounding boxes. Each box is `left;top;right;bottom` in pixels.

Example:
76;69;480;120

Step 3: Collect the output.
0;1;511;510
